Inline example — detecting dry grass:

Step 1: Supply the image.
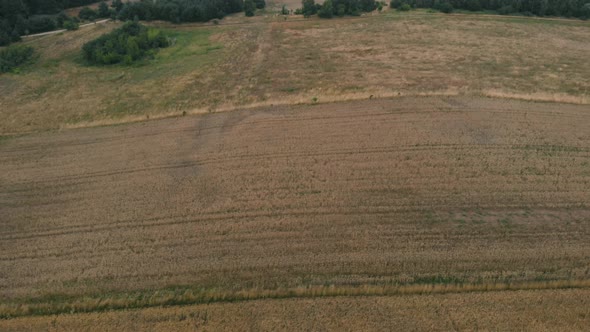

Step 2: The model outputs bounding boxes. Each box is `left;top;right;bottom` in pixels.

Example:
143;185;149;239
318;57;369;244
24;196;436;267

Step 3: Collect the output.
2;289;590;331
1;96;589;321
0;280;589;318
1;12;589;134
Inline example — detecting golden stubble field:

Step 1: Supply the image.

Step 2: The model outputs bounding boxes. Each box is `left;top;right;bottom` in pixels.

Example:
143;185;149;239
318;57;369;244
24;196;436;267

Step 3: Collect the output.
0;12;588;134
1;96;589;323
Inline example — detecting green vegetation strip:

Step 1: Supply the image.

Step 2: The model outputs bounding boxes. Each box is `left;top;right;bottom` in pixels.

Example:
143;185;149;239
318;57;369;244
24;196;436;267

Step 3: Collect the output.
2;279;589;319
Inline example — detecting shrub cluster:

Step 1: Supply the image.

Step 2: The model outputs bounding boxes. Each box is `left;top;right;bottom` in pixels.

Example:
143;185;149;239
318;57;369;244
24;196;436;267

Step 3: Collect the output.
78;1;115;21
0;44;35;73
82;21;169;65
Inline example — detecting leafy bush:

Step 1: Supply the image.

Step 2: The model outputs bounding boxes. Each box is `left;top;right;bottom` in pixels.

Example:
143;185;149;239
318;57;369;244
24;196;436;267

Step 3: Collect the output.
82;22;169;65
0;44;35;73
79;7;98;20
98;1;111;18
57;12;80;30
337;3;346;16
281;5;290;15
398;3;411;11
301;0;318;17
318;0;334;17
436;2;453;13
111;0;124;12
63;20;79;30
465;0;482;11
254;0;266;9
0;26;21;46
26;16;57;34
244;0;256;16
497;5;514;15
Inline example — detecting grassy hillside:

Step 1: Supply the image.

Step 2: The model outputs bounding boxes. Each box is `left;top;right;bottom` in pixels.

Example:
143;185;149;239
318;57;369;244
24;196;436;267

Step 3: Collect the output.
1;9;590;330
0;11;589;134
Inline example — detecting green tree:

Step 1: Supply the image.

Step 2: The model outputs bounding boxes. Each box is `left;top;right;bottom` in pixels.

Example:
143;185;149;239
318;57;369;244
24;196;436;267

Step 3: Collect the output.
111;0;124;12
302;0;317;16
79;7;98;20
98;1;110;18
244;0;256;16
390;0;401;8
63;20;79;30
398;3;411;11
281;4;289;14
436;1;453;13
0;44;35;73
254;0;266;9
465;0;481;11
318;0;334;17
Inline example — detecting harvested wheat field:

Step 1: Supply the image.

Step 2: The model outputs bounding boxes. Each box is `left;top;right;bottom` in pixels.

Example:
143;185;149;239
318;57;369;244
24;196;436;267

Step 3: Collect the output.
1;96;589;328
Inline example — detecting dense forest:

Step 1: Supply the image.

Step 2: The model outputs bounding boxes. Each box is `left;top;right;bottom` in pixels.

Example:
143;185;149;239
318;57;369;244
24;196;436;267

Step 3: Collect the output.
390;0;590;18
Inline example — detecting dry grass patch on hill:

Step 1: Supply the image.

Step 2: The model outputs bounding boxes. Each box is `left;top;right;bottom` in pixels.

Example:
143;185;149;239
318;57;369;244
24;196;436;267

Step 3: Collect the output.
0;13;588;134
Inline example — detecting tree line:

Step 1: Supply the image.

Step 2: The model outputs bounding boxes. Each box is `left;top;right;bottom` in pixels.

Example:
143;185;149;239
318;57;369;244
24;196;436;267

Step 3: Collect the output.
390;0;590;18
115;0;258;23
297;0;377;17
